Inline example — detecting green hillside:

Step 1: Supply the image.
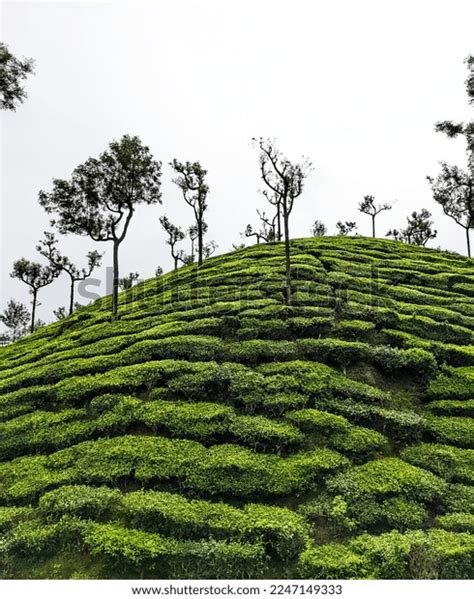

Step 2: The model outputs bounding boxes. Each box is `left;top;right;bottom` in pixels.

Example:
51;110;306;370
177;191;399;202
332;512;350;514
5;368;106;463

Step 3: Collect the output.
1;236;474;579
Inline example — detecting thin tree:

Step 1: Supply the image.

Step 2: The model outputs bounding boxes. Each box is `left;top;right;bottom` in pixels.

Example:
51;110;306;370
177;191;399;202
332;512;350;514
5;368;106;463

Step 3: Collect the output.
311;220;327;237
188;224;199;263
358;195;393;237
36;231;102;315
0;43;34;111
244;210;276;244
427;163;473;257
336;221;357;236
0;299;30;340
254;137;313;305
170;160;209;266
434;55;474;219
39;135;162;318
159;215;186;270
387;209;437;246
10;259;59;333
261;191;283;241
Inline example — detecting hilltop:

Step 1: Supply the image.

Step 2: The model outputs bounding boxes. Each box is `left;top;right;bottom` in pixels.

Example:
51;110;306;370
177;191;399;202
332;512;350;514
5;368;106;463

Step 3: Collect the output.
0;236;473;579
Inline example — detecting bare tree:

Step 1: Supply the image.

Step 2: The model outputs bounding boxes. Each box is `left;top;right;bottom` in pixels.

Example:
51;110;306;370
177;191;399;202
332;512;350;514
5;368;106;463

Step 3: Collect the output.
253;137;313;305
358;195;393;237
244;210;277;244
37;231;102;315
170;160;209;265
159;215;186;270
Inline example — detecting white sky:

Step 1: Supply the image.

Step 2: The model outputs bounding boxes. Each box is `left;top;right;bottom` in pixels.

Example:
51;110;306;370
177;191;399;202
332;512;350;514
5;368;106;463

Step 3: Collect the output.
1;0;473;324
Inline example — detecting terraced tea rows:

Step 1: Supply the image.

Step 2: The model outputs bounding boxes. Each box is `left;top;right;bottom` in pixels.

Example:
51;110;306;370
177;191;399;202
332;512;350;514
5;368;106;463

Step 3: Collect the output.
0;237;473;579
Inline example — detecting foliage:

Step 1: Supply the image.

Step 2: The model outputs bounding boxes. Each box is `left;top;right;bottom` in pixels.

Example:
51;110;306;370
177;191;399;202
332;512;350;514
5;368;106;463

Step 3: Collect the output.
0;42;34;110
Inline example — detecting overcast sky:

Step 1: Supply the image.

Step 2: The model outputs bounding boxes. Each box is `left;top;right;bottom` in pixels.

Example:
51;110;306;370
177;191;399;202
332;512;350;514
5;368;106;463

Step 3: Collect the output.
1;0;473;325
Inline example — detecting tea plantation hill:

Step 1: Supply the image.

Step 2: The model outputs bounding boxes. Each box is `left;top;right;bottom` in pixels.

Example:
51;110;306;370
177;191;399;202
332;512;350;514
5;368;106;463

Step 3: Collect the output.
1;236;474;579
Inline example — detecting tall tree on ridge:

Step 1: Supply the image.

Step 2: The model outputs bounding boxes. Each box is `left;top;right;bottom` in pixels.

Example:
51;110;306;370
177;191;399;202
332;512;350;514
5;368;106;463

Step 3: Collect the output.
427;164;473;257
170;160;209;266
37;232;102;315
10;259;59;333
0;43;34;111
39;135;162;319
358;195;393;237
254;137;313;305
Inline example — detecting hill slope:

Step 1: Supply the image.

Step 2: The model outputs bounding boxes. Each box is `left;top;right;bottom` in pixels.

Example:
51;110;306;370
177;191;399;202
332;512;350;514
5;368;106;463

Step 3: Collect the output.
1;236;474;579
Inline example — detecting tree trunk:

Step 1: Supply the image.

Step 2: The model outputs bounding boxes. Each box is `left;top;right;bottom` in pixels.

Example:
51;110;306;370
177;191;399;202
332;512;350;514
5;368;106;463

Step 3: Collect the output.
30;289;37;334
277;203;282;241
198;218;203;266
69;276;75;315
112;239;120;319
283;201;291;306
466;227;471;258
174;255;178;270
372;215;376;238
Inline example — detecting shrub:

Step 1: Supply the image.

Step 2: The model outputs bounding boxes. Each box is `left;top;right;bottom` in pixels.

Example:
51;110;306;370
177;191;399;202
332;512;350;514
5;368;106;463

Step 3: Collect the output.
435;513;474;533
141;400;234;441
444;484;474;513
39;485;122;520
427;399;474;417
327;458;447;504
228;415;304;451
286;409;350;436
0;506;33;533
319;398;426;442
330;426;388;457
401;444;474;484
426;367;474;400
382;497;428;531
298;543;370;579
426;416;474;448
122;491;308;561
82;522;268;578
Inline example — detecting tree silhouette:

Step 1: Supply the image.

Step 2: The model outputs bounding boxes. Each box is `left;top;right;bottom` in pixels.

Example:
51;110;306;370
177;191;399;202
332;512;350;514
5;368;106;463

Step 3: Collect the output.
358;195;393;237
118;272;140;290
39;135;162;319
254;137;312;305
387;209;437;247
10;259;59;333
37;232;102;315
170;160;209;266
434;56;474;220
159;215;186;270
244;210;277;244
0;43;34;111
0;299;30;340
427;164;473;257
311;220;327;237
336;221;357;236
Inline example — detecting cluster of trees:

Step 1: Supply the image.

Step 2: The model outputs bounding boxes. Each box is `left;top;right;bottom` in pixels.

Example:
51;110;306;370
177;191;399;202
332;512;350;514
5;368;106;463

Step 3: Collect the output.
1;43;473;342
306;56;473;255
